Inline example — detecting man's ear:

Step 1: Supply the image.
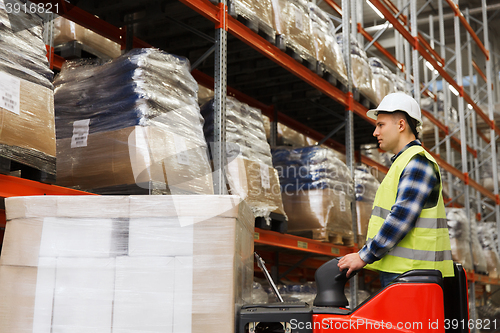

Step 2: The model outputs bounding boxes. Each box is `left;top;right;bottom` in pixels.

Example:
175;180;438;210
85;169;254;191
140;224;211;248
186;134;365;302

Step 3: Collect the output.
398;118;406;132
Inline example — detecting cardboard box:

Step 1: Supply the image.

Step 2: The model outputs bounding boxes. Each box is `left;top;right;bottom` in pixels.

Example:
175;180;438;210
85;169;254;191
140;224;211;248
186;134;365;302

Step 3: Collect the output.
0;195;254;333
0;71;55;157
227;156;286;218
282;188;353;237
56;125;214;194
54;17;122;59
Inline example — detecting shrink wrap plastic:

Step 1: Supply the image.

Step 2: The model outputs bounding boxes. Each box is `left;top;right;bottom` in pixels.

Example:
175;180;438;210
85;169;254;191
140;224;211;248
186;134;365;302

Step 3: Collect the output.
201;97;286;220
53;16;121;59
368;57;395;104
355;166;380;246
0;0;55;173
272;0;316;63
54;48;213;194
0;195;254;333
478;222;500;278
273;146;354;241
480;158;500;193
336;34;377;103
446;208;487;273
308;3;347;82
229;0;275;39
391;73;407;93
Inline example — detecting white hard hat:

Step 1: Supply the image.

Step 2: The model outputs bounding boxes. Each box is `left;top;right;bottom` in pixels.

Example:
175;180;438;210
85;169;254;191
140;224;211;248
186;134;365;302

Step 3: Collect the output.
366;92;423;127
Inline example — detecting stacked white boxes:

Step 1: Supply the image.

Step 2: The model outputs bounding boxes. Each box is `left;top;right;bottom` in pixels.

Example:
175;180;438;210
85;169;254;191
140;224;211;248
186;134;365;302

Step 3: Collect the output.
0;195;254;333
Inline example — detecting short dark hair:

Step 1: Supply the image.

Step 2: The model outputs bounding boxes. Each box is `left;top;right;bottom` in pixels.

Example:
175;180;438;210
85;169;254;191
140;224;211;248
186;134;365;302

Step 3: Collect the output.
376;110;419;140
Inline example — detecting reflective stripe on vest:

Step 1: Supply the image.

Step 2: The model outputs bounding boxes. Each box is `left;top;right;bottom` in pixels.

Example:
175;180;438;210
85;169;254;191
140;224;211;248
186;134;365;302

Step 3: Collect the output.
367;238;453;261
371;206;448;229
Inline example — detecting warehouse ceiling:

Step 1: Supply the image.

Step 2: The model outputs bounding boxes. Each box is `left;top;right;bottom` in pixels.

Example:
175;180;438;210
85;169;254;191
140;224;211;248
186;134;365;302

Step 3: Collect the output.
67;0;500;151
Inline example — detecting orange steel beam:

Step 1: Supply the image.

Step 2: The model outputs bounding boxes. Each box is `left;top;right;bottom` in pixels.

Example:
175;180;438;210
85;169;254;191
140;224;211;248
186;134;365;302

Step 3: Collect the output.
0;174;95;198
472;60;488;83
358;23;403;71
421;110;449;135
360;155;389;174
324;0;342;16
254;228;355;256
478;129;491;144
444;0;489;60
380;0;444;66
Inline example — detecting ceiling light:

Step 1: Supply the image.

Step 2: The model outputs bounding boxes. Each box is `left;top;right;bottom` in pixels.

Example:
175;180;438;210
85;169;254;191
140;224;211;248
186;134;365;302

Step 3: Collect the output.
449;85;459;96
366;0;384;19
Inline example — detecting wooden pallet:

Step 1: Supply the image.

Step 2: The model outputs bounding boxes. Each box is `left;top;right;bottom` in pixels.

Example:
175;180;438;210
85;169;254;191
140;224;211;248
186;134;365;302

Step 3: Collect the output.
290;229;354;247
255;212;288;234
0;146;56;184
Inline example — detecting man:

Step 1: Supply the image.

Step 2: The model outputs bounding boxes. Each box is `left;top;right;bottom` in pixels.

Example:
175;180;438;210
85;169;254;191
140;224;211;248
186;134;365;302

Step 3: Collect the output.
338;92;454;287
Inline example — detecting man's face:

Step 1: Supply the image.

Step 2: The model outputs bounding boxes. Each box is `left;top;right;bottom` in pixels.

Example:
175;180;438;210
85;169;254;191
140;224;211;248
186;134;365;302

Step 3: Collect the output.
373;113;400;153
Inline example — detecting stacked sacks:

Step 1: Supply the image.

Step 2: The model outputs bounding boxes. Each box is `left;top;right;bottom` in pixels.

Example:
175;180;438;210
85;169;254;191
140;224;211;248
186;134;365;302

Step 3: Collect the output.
446;208;487;273
336;34;377;103
308;3;347;82
201;97;286;222
272;146;354;245
355;166;380;247
368;57;395;104
478;222;500;278
0;0;55;178
272;0;316;65
55;48;213;194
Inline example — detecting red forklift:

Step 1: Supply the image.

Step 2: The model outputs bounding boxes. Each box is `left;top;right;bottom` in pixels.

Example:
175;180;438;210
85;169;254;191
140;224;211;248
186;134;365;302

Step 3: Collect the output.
240;254;470;332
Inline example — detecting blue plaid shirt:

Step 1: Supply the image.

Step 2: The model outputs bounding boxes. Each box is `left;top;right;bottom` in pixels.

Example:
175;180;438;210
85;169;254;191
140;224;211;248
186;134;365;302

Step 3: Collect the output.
359;140;440;264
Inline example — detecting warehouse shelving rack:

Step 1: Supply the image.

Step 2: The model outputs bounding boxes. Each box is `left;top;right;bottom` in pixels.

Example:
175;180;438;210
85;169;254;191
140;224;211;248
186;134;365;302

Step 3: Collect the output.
2;0;498;321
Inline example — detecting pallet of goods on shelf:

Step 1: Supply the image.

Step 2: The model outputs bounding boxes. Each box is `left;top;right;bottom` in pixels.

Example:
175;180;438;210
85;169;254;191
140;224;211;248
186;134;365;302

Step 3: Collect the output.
53;16;122;60
355;165;380;248
0;195;253;333
272;0;317;70
368;57;395;104
478;222;500;279
272;145;354;246
308;2;347;85
55;48;214;195
262;115;317;148
0;2;56;183
446;208;488;275
336;34;377;105
211;0;275;42
201;97;287;228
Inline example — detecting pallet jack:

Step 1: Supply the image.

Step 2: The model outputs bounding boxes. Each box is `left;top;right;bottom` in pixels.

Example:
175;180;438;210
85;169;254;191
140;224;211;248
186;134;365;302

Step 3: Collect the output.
240;253;469;332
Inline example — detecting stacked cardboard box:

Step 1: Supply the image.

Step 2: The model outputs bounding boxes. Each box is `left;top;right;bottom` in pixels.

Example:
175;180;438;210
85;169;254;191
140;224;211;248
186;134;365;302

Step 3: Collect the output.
55;48;213;194
368;57;395;104
0;0;55;176
0;195;253;332
53;17;122;59
308;3;347;82
273;0;316;64
202;97;286;221
273;146;354;244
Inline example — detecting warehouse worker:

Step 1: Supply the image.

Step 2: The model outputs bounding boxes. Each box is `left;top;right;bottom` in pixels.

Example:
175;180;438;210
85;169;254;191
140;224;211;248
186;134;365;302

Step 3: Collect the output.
338;92;454;287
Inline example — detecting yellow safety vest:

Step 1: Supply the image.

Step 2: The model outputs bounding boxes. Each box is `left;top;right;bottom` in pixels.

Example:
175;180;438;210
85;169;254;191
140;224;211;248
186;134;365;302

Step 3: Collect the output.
365;145;454;277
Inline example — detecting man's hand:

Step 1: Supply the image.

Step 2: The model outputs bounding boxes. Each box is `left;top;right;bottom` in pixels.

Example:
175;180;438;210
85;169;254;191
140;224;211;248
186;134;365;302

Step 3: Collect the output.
338;253;367;277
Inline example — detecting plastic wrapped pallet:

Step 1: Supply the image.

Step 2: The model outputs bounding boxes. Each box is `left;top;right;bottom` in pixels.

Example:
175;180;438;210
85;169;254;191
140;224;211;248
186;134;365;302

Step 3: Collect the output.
272;0;316;64
273;146;354;245
336;34;377;103
480;158;500;193
55;48;214;194
308;3;347;83
0;195;254;333
355;166;380;247
478;222;500;278
0;0;55;176
391;73;407;93
201;97;286;221
53;16;122;59
368;57;395;104
446;208;487;273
